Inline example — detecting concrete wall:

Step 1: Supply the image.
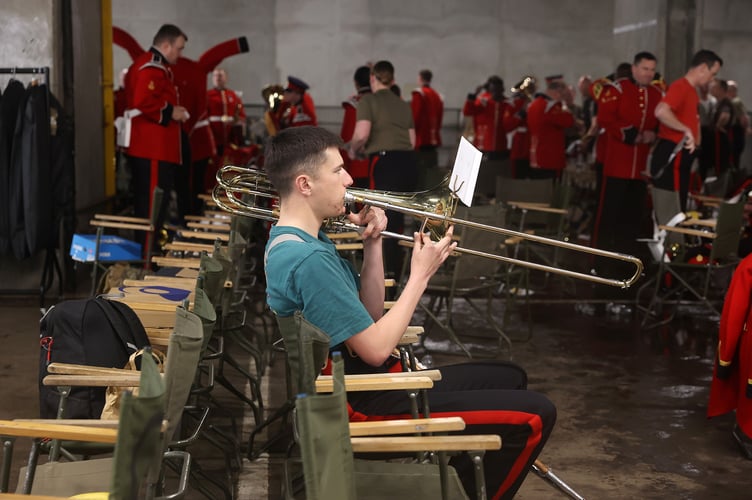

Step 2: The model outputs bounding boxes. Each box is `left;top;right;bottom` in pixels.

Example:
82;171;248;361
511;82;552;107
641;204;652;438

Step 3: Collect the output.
702;0;752;101
613;0;664;73
112;0;614;110
111;0;273;104
0;0;56;92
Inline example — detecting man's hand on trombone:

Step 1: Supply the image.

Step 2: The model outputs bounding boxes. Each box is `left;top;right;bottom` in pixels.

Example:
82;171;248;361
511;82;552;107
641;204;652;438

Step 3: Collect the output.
410;225;457;282
348;205;387;241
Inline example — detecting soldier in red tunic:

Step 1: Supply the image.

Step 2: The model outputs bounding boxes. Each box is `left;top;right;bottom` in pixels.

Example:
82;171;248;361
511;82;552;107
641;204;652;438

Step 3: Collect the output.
527;78;575;179
592;52;663;271
411;69;444;182
124;24;189;226
463;75;512;198
506;76;537;179
279;76;317;129
207;67;246;158
341;66;371;187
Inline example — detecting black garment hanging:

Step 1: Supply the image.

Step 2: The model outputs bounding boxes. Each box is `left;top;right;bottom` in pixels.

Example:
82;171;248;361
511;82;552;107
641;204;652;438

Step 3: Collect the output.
49;92;75;258
20;83;53;256
0;79;26;256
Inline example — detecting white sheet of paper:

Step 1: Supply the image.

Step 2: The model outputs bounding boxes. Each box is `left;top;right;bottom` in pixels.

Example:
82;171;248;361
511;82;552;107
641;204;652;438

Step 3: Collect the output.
450;136;483;207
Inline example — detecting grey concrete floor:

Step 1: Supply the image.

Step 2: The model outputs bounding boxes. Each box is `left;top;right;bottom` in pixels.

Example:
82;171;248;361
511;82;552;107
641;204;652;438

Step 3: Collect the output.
1;271;750;499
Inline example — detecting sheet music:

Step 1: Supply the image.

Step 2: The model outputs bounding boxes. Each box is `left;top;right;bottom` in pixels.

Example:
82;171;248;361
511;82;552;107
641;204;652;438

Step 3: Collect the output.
450;137;483;207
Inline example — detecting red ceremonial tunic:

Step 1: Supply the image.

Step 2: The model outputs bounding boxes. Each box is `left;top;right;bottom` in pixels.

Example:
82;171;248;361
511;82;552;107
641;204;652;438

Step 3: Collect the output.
125;48;182;165
207;87;246;150
411;85;444;148
708;254;752;437
341;91;369;179
283;93;317;128
597;78;663;179
462;91;511;152
527;94;574;170
507;95;531;161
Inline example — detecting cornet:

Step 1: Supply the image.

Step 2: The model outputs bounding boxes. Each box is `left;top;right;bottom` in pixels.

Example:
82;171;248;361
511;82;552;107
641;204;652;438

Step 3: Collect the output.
213;165;643;289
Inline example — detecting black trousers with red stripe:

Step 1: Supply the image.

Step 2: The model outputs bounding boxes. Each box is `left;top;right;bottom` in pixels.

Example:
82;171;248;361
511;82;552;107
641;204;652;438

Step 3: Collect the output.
347;361;557;499
650;138;696;211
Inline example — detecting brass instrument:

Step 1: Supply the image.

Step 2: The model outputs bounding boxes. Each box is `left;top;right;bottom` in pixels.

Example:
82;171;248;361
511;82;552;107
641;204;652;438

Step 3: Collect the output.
510;76;537;99
261;84;285;136
213;165;643;289
261;84;284;110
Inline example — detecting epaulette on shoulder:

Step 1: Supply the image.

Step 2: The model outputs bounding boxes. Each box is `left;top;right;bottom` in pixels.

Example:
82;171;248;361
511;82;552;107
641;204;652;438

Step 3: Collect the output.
342;95;358;108
412;87;425;96
649;82;665;95
139;55;167;73
590;77;611;101
609;79;625;94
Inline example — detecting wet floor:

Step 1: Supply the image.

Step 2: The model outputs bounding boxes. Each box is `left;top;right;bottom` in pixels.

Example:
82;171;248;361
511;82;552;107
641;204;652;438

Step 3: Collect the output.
1;268;750;499
414;287;748;500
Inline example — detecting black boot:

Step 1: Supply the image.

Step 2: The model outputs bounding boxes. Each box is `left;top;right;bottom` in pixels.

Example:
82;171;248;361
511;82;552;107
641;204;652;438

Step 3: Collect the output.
732;424;752;460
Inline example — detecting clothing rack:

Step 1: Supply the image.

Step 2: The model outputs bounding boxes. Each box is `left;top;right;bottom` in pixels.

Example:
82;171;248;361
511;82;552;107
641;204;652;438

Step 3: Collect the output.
0;66;62;311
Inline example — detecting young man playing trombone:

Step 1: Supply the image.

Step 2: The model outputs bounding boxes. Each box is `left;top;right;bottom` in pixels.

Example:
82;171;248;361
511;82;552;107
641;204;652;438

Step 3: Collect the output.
263;125;556;499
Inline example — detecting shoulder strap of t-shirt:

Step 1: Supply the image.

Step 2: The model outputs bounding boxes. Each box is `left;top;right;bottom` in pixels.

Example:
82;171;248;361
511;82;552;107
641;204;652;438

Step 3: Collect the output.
264;233;305;268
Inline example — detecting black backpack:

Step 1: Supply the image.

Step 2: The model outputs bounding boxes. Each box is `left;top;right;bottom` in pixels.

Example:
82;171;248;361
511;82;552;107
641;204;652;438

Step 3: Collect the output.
38;297;151;418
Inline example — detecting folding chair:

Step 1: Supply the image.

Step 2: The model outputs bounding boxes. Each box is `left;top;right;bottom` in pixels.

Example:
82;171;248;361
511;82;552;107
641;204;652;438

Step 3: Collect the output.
638;196;745;328
496;178;575;294
88;187;164;296
416;204;512;358
0;350;190;499
278;312;501;500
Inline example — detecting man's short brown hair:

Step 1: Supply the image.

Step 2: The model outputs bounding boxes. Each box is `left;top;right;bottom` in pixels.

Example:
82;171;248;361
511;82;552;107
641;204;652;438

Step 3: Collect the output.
264;126;344;197
372;61;395;86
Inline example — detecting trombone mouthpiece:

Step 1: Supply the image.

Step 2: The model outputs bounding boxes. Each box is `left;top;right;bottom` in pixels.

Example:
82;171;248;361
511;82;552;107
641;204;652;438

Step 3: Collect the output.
344;192;357;204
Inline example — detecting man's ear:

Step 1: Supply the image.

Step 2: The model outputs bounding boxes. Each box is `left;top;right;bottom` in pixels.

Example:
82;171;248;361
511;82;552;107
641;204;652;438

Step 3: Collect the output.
294;174;312;196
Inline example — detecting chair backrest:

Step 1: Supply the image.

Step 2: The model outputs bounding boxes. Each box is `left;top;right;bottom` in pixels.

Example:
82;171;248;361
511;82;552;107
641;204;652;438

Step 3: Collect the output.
650;187;683;250
453;204;506;280
159;307;204;449
496;178;553;205
198;251;228;306
108;349;165;499
710;200;745;263
275;311;331;395
496;178;554;228
148;187;165;228
295;352;356;500
192;280;218;354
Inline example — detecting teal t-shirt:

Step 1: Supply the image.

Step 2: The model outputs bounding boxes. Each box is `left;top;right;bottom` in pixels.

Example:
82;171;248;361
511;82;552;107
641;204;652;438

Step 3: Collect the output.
264;225;374;347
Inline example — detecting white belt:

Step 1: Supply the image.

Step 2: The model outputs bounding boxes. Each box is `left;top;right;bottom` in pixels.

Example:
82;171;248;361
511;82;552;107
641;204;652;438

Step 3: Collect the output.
515;127;528;133
116;109;142;148
193;119;210;129
209;115;234;123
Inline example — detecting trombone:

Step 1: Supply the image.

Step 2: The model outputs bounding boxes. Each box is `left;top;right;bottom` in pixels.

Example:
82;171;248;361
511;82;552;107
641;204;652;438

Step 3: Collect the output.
213;165;643;289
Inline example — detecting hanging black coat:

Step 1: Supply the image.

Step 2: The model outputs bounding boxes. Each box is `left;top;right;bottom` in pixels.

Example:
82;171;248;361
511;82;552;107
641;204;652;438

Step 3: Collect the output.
49;93;75;255
9;84;51;259
0;79;25;256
